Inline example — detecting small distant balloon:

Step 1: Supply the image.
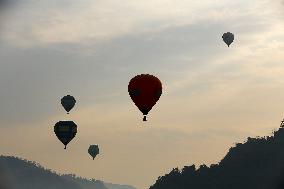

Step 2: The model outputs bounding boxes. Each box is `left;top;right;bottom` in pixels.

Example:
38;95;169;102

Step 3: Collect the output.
88;145;99;160
222;32;234;47
128;74;162;121
61;95;76;114
54;121;77;149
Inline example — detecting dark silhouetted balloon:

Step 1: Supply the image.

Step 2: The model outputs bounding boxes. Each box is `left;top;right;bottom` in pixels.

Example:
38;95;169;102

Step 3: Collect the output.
54;121;77;149
128;74;162;121
222;32;234;47
61;95;76;114
88;145;99;160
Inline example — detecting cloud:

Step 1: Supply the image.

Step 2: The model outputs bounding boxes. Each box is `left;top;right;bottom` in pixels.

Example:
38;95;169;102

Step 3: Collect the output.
0;0;8;9
0;0;283;141
0;0;274;46
0;0;284;189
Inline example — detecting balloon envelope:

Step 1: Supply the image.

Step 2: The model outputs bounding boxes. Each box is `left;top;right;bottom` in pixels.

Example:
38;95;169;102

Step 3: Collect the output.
88;145;99;160
222;32;234;47
61;95;76;114
128;74;162;121
54;121;77;149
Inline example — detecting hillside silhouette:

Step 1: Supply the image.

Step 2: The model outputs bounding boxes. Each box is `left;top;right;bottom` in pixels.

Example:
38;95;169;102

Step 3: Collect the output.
0;156;136;189
150;120;284;189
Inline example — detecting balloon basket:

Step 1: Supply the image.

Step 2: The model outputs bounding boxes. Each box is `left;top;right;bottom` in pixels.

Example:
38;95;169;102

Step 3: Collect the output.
143;116;147;121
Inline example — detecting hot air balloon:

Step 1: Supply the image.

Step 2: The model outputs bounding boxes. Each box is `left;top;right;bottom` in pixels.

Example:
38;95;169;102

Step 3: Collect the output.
222;32;234;47
128;74;162;121
88;145;99;160
61;95;76;114
54;121;77;149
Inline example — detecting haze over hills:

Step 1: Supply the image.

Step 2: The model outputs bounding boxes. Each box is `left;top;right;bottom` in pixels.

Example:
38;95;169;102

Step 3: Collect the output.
104;183;136;189
0;156;136;189
149;120;284;189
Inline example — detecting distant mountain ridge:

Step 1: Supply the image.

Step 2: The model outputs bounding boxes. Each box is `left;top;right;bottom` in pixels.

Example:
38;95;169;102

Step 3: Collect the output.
104;183;136;189
0;156;136;189
150;121;284;189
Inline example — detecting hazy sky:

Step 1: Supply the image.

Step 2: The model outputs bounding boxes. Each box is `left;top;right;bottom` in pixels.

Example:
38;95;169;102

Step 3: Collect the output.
0;0;284;188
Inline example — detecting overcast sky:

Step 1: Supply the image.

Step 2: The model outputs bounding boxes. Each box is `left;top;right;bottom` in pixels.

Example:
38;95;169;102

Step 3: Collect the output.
1;0;284;189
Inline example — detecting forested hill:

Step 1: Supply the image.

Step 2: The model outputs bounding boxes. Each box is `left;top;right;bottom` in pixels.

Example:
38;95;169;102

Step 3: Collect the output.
0;156;136;189
150;126;284;189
